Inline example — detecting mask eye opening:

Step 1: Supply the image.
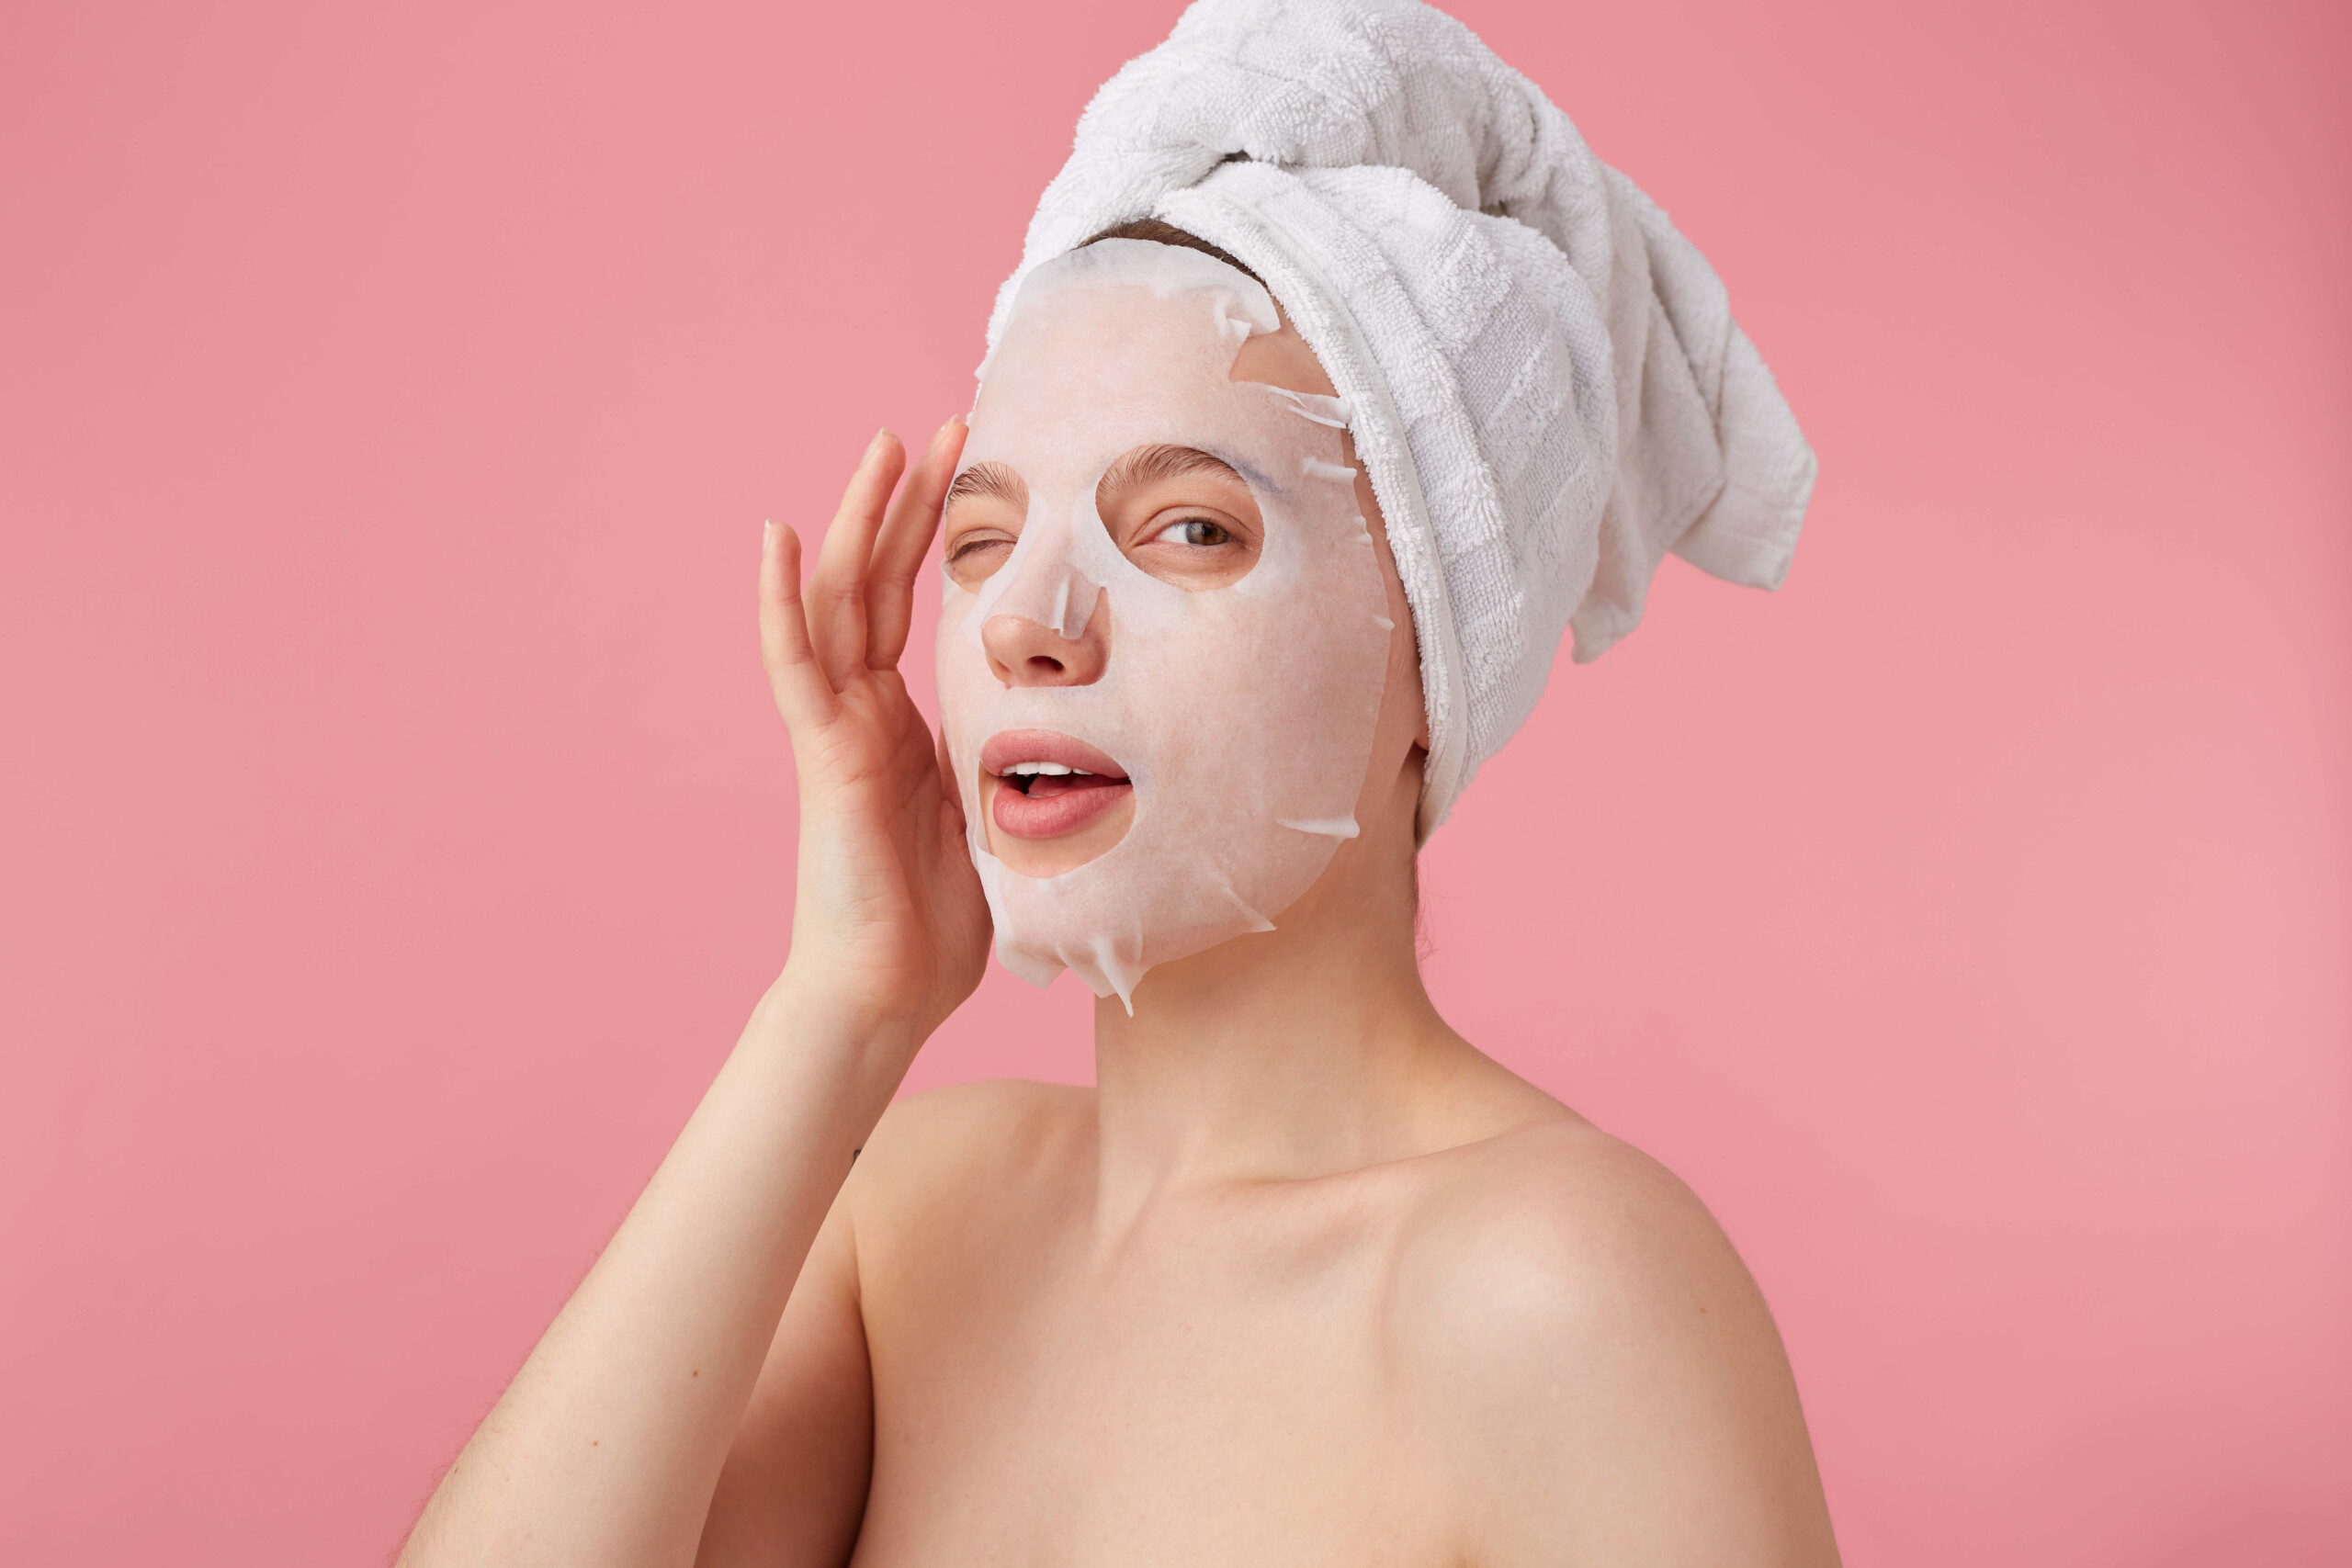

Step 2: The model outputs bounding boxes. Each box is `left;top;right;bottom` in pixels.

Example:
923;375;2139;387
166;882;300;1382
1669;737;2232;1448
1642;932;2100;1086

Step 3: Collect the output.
942;459;1031;590
1095;443;1262;592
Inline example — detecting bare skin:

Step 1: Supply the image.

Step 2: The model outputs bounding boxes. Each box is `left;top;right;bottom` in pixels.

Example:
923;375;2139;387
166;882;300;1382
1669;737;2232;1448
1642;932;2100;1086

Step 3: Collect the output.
397;314;1840;1568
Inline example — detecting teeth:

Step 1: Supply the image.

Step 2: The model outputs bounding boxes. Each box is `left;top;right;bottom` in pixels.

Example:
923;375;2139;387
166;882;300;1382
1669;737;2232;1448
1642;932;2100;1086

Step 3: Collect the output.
1003;761;1091;777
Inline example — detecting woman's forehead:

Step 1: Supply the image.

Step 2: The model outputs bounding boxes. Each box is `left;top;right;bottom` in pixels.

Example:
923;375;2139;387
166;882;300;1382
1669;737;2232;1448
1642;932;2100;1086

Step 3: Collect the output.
1231;316;1337;400
975;281;1238;421
968;283;1335;458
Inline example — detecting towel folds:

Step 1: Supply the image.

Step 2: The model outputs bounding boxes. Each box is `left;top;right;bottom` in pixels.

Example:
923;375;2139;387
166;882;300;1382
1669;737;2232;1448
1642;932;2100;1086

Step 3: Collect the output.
987;0;1816;835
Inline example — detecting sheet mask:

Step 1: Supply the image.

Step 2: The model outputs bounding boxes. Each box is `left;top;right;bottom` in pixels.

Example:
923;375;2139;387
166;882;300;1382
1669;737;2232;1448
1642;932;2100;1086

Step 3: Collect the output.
936;239;1393;1011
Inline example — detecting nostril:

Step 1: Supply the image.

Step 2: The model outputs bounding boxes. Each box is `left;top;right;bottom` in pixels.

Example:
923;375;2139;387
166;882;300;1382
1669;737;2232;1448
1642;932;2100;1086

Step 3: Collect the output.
980;610;1104;688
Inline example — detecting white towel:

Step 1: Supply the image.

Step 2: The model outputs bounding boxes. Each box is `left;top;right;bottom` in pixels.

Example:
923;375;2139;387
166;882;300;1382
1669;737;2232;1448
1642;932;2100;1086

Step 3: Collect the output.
986;0;1817;836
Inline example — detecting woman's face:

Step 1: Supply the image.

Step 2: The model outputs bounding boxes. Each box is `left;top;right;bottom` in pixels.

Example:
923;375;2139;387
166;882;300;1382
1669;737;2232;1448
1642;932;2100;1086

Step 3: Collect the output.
935;240;1408;1009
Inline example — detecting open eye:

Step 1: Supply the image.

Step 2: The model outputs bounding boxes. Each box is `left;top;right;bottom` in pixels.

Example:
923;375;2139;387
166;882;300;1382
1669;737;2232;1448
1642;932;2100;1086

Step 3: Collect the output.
1151;517;1234;548
1097;444;1261;591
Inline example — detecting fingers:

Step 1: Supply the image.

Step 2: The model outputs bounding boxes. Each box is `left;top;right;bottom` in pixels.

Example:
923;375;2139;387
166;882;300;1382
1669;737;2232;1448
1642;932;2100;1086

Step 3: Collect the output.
866;417;967;671
759;520;837;731
806;430;906;687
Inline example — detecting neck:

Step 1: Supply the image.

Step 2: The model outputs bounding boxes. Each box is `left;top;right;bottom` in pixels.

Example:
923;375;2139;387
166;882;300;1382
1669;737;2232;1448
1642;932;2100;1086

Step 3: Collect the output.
1088;836;1469;1221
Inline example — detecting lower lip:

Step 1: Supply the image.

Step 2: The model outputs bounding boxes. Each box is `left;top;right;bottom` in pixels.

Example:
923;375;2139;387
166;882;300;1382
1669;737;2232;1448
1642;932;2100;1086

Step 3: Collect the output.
989;773;1133;840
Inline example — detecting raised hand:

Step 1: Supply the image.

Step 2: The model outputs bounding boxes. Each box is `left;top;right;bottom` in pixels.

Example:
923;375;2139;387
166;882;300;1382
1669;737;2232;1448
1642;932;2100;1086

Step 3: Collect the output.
761;421;989;1046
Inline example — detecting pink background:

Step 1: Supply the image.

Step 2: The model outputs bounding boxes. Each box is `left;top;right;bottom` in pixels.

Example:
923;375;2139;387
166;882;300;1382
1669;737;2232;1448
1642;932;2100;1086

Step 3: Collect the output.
4;0;2346;1561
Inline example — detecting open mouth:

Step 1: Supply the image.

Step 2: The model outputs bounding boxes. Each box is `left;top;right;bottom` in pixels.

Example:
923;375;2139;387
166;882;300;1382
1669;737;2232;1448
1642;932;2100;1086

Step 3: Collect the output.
981;728;1133;841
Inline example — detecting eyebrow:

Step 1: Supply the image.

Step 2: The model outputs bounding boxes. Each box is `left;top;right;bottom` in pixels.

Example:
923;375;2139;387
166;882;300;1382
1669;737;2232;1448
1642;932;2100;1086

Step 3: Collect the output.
1096;444;1244;494
945;461;1028;509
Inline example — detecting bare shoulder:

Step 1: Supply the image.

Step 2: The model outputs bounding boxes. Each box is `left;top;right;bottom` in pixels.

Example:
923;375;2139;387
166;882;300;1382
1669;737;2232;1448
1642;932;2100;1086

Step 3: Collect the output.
1392;1116;1753;1350
1391;1115;1840;1566
864;1075;1091;1155
846;1077;1093;1234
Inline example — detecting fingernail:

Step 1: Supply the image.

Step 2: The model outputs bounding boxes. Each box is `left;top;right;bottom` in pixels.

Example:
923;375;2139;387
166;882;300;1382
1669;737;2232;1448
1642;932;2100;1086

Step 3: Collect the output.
868;427;891;457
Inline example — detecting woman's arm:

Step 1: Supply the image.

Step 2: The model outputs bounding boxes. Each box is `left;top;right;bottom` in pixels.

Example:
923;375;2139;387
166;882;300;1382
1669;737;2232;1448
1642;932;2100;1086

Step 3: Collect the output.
397;419;986;1568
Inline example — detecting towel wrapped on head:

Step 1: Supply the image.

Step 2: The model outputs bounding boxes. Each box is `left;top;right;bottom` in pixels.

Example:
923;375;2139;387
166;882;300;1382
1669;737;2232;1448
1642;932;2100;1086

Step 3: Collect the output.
987;0;1816;837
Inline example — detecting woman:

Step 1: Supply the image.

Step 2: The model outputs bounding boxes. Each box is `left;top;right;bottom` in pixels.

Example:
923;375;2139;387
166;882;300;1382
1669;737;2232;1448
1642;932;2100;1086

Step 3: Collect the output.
400;3;1837;1562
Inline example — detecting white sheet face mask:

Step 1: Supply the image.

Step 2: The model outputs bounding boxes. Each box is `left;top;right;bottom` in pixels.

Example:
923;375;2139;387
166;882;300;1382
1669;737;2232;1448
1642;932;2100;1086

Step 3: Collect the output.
936;239;1393;1010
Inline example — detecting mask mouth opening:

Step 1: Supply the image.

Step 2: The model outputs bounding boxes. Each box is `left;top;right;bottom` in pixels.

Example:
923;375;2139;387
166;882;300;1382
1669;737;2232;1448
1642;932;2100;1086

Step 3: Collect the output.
979;728;1136;863
1001;768;1124;798
980;728;1128;783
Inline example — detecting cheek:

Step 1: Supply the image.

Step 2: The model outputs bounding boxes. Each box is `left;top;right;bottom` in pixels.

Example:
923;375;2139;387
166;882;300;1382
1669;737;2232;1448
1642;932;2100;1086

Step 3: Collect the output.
1350;459;1426;753
932;593;989;740
1381;568;1426;750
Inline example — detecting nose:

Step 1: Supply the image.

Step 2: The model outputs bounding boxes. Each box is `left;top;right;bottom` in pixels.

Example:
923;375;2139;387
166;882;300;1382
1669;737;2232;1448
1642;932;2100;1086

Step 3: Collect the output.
982;594;1109;687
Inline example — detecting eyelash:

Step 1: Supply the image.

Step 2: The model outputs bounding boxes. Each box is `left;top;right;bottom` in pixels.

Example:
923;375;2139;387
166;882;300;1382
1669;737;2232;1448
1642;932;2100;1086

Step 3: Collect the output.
1155;516;1233;547
946;536;1012;563
952;520;1232;563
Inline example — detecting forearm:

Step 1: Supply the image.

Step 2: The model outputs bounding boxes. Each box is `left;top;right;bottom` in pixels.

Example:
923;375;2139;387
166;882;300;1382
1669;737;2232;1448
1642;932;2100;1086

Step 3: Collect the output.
398;973;919;1568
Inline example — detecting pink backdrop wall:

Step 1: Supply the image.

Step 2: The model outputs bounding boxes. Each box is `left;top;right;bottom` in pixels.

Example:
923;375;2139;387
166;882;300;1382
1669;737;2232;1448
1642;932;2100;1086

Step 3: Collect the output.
4;1;2346;1561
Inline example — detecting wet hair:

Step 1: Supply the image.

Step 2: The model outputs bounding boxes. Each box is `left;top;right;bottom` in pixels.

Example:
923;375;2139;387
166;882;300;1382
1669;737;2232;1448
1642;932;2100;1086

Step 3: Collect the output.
1078;217;1267;288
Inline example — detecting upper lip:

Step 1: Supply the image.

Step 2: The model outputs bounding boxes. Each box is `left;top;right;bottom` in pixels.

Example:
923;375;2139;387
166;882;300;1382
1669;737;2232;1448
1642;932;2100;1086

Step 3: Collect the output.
979;729;1128;781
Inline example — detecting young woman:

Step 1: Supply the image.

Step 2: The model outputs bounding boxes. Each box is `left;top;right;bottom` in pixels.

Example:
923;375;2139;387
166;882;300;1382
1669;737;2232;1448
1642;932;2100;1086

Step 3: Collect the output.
399;4;1836;1563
